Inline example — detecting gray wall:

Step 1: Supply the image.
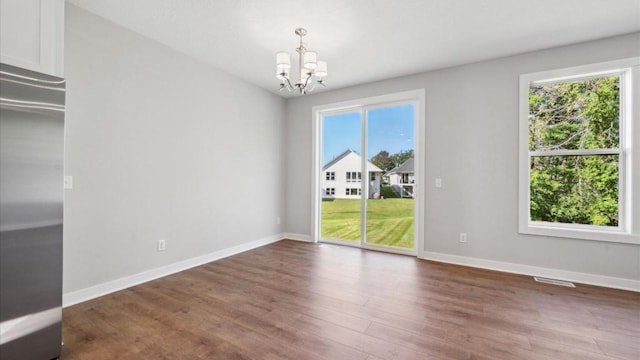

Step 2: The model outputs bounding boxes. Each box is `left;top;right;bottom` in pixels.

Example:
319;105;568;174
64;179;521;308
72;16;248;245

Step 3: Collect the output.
284;32;640;281
63;5;285;293
63;4;638;295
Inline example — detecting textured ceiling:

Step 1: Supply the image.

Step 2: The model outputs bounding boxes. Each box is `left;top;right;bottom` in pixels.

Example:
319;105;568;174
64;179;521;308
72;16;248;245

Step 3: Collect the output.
67;0;640;97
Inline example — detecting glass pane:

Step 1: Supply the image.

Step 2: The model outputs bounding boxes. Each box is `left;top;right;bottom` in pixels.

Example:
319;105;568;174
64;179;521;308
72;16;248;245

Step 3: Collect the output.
365;104;415;248
530;155;618;226
529;76;620;151
321;112;361;242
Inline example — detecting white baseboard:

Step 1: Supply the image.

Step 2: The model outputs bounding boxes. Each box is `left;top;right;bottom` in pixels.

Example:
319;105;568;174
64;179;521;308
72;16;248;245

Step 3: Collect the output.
64;235;637;307
63;234;284;307
421;251;640;292
282;232;313;242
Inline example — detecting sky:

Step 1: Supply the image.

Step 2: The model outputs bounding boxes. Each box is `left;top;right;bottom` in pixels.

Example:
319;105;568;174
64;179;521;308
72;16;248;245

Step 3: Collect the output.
322;104;415;165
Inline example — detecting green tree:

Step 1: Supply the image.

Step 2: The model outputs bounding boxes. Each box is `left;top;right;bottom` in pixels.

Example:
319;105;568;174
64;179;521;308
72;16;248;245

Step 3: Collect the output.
370;150;394;172
528;76;619;226
391;149;414;168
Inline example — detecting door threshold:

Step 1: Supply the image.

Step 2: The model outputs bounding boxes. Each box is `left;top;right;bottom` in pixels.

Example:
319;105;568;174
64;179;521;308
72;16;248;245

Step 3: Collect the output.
320;238;416;256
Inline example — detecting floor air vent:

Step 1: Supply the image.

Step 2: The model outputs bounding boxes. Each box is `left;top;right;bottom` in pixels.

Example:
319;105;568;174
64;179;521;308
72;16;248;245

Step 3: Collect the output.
534;276;575;287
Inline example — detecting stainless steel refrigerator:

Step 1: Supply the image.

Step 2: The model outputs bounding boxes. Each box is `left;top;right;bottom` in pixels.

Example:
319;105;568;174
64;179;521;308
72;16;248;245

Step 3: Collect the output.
0;63;65;360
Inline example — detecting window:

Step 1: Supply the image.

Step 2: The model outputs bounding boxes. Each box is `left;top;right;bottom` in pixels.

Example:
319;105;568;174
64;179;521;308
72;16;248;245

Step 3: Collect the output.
325;171;335;181
370;172;377;181
346;171;361;183
519;58;639;244
325;188;335;196
346;188;361;196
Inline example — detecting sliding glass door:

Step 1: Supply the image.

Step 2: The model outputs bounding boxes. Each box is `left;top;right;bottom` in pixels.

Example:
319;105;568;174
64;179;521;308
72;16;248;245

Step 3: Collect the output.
365;104;415;249
320;110;362;243
319;102;417;253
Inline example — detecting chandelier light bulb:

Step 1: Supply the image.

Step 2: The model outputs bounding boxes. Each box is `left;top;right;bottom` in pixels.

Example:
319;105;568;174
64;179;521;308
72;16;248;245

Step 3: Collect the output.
315;61;327;78
276;52;291;69
304;51;318;69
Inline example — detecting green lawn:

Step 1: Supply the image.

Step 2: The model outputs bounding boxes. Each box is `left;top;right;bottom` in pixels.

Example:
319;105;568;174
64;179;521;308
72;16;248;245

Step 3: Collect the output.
321;198;414;248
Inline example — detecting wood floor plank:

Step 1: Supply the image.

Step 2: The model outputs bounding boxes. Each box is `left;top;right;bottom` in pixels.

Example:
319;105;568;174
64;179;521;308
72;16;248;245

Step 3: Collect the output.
62;240;640;359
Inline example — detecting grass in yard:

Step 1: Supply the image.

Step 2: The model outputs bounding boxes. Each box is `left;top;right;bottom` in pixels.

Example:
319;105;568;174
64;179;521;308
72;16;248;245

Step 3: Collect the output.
366;198;414;248
321;199;361;241
321;198;414;248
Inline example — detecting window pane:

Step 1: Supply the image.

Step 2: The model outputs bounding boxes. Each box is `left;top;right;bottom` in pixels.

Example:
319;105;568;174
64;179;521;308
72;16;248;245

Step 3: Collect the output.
366;104;415;249
530;155;618;226
321;112;361;242
529;76;620;151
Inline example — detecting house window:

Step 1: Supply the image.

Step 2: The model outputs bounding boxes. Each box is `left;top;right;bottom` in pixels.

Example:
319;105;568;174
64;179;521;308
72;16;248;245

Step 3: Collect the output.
346;171;361;182
518;58;639;244
346;188;361;196
370;172;376;181
325;188;335;195
325;171;335;181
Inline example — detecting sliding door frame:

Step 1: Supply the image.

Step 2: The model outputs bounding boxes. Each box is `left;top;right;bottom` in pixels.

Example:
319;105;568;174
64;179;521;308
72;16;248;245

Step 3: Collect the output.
311;89;426;257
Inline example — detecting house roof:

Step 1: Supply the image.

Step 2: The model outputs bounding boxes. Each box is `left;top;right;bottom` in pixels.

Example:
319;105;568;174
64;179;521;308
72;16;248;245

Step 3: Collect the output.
385;157;414;175
322;149;383;172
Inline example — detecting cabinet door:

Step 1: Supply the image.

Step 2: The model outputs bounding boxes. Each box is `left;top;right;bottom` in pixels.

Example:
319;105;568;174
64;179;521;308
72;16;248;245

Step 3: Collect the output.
0;0;64;77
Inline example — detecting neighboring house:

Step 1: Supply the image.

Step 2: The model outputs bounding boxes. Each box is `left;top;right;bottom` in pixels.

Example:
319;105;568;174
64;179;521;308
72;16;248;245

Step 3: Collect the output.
322;149;383;199
385;157;414;198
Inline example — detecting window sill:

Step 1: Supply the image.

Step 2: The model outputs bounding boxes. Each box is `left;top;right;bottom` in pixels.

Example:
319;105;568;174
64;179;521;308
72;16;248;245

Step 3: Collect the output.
520;223;640;245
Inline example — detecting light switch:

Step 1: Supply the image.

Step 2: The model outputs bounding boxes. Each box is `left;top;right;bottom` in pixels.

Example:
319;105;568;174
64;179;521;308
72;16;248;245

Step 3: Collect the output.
435;178;442;188
64;176;73;189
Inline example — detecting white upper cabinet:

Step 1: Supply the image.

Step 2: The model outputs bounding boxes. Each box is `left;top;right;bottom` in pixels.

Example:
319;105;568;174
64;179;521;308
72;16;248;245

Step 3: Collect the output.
0;0;64;77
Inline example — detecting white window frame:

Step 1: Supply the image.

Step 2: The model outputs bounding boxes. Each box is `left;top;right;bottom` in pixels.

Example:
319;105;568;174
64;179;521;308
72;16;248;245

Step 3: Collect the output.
325;171;335;181
518;58;640;244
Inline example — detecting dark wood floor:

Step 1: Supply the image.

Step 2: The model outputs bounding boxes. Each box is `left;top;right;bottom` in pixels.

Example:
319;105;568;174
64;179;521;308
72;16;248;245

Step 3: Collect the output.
62;240;640;360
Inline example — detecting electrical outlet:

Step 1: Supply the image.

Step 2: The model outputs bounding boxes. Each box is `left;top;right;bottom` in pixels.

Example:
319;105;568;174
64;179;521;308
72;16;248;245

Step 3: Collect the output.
157;239;166;251
459;233;467;243
276;217;281;225
63;176;73;189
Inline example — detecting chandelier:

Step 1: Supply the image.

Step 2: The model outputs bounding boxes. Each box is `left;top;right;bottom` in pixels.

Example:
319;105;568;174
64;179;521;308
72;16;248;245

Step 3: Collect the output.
276;28;327;94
